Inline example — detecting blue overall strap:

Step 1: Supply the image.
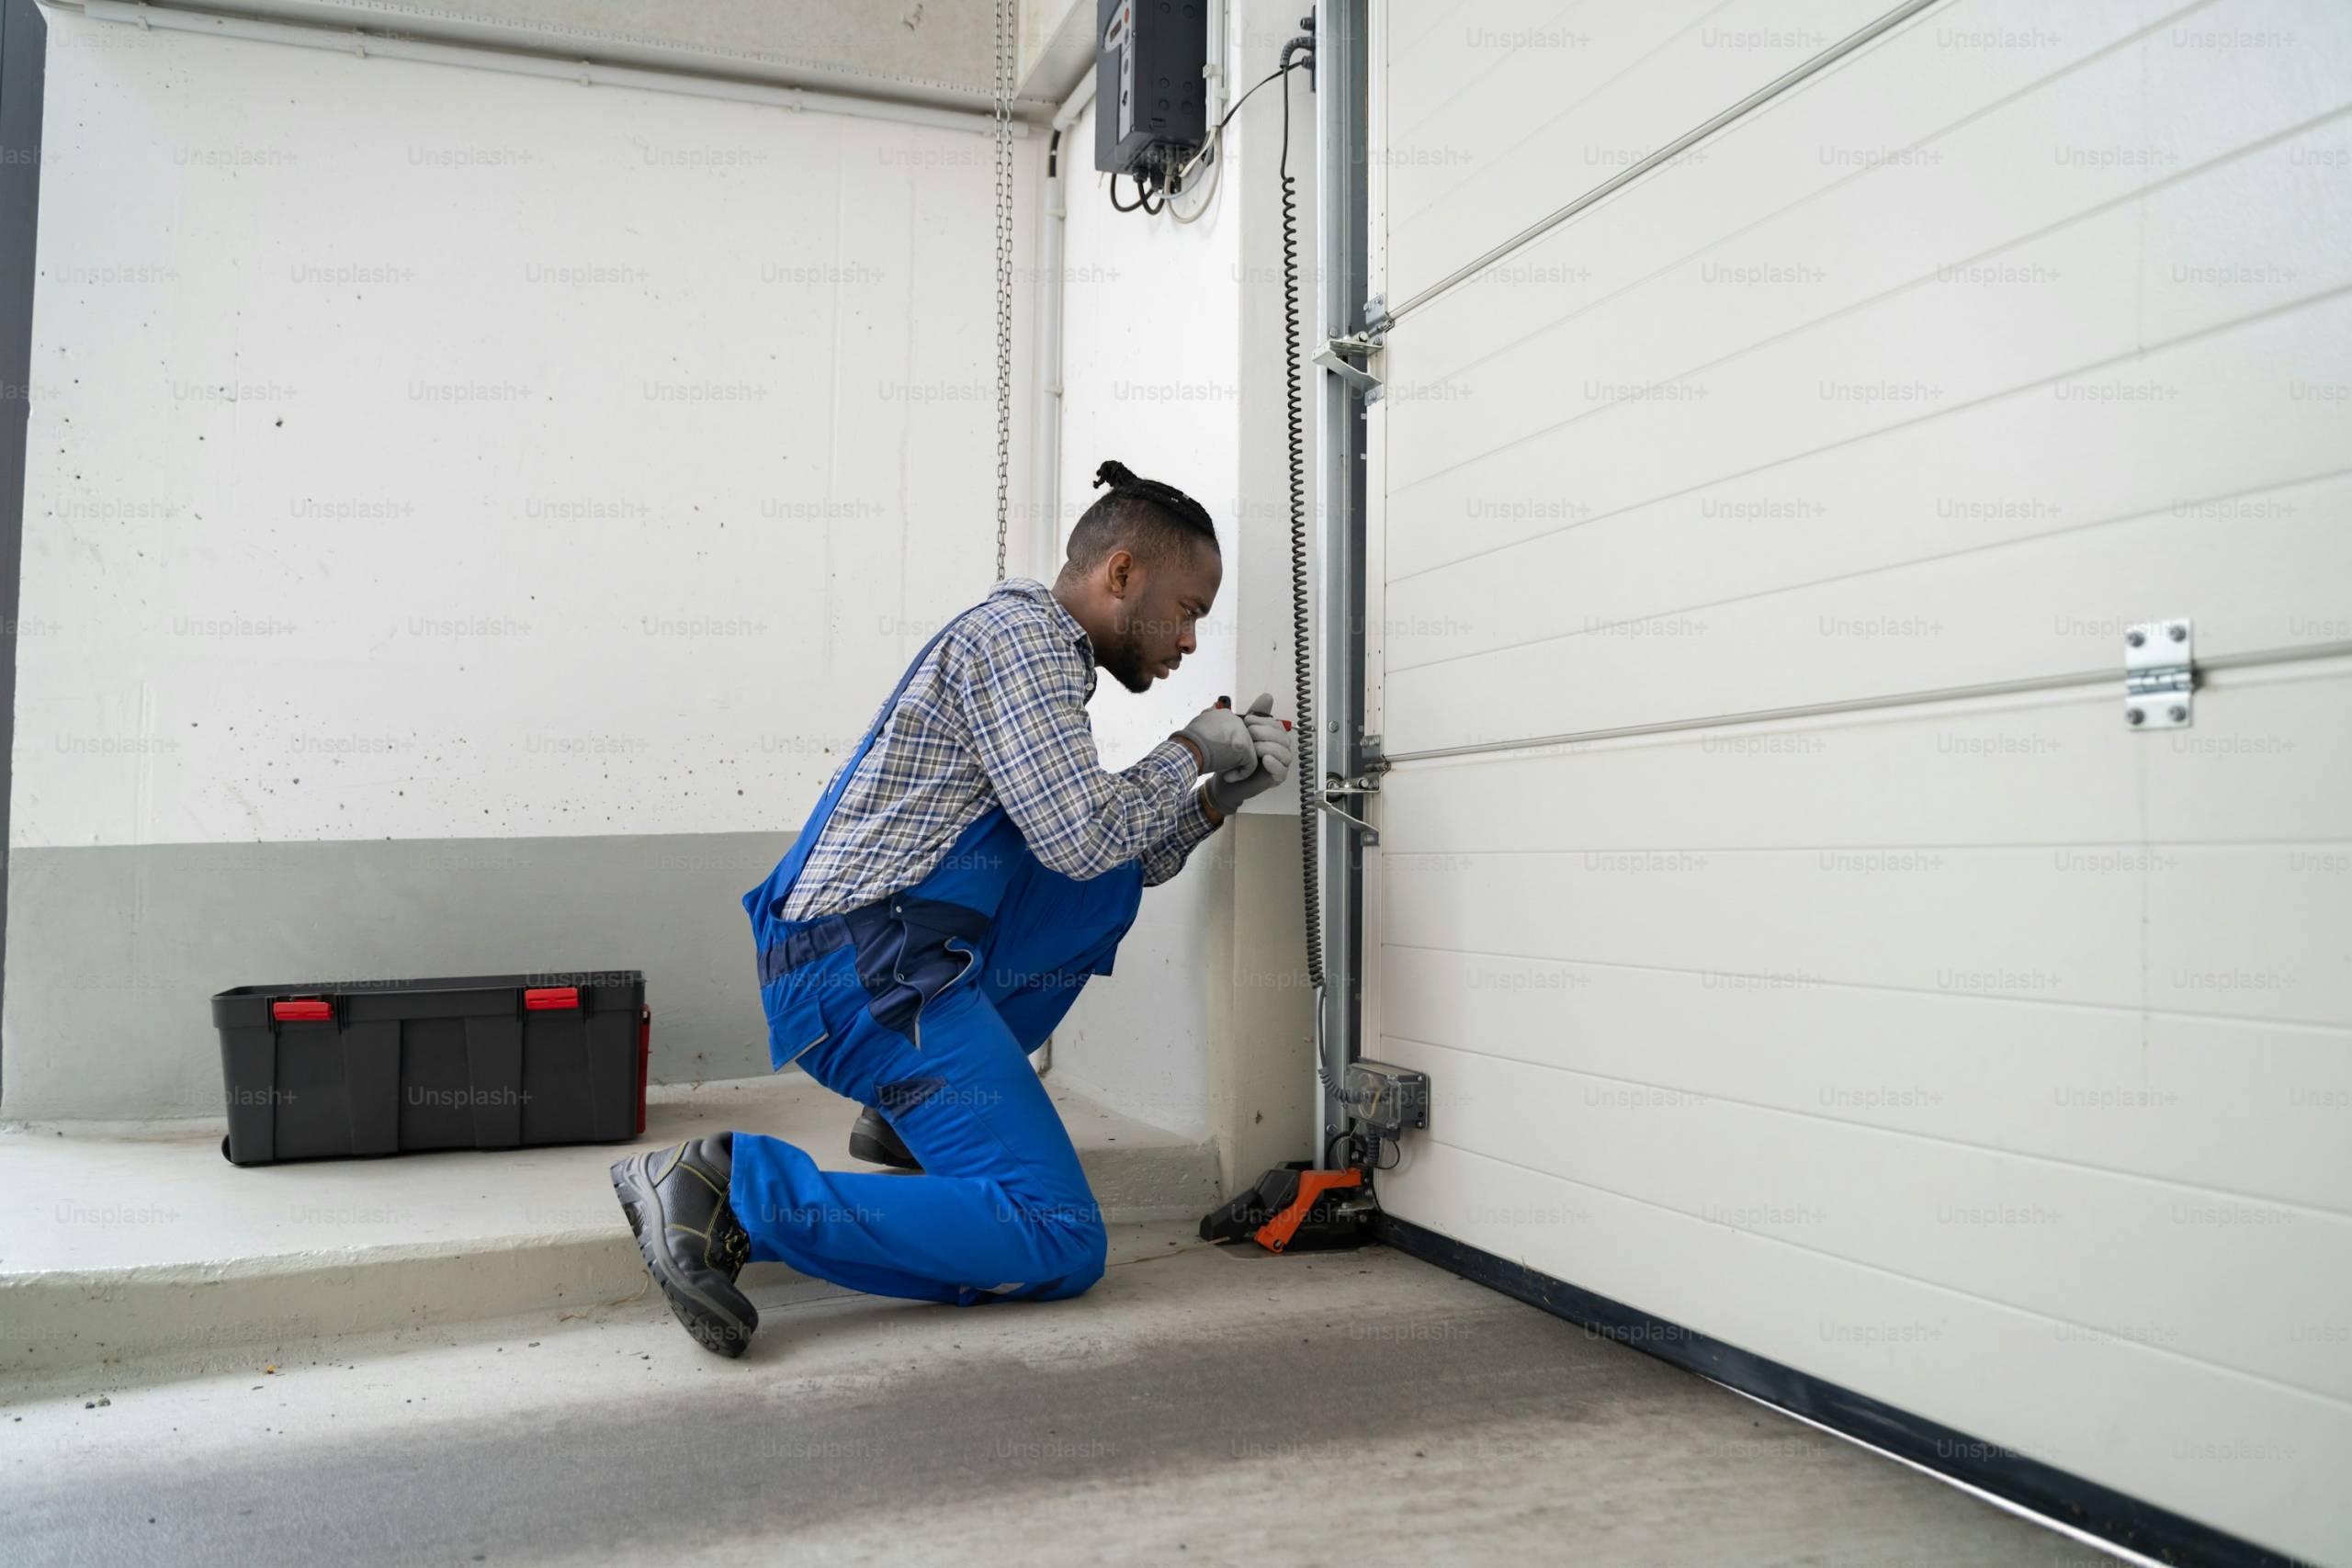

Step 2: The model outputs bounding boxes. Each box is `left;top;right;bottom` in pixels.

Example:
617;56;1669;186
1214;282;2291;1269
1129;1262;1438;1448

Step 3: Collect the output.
749;603;987;919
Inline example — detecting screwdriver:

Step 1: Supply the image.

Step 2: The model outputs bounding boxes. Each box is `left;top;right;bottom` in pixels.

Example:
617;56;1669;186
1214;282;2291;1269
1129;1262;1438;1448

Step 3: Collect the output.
1216;694;1294;731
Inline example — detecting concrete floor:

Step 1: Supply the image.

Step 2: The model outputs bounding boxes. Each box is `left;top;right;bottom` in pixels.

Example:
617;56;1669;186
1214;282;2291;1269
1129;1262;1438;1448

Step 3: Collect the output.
0;1073;1217;1384
0;1220;2103;1567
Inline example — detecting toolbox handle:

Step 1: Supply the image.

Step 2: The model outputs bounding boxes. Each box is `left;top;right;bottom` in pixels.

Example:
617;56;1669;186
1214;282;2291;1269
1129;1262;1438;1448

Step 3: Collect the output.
523;986;581;1011
270;998;333;1022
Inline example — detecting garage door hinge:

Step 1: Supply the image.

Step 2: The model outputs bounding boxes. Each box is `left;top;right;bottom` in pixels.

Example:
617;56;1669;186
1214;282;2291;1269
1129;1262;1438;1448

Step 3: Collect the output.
2124;618;2194;730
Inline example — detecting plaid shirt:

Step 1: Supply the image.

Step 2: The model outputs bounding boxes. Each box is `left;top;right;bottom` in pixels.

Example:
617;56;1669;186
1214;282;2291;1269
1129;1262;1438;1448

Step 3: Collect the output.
781;578;1222;920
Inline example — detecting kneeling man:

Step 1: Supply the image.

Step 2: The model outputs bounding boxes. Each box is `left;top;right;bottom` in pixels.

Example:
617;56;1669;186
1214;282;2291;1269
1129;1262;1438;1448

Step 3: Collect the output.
611;461;1294;1356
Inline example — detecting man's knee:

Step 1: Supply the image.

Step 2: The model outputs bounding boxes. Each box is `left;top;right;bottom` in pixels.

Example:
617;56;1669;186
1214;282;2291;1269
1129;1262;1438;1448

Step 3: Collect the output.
955;1198;1103;1305
1035;1233;1106;1301
1022;1194;1107;1292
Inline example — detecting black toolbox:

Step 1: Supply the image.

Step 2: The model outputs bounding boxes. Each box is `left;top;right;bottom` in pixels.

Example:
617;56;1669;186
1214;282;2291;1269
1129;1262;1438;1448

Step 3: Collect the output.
213;972;650;1166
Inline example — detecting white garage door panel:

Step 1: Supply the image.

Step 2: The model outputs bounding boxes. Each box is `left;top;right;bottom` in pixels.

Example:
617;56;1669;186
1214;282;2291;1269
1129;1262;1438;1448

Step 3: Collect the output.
1382;326;2346;718
1370;1;2350;1548
1390;0;2172;380
1387;280;2349;637
1383;1;1898;307
1389;117;2352;509
1386;1138;2352;1555
1390;0;2342;408
1384;0;2352;582
1382;844;2351;1029
1384;291;2350;631
1381;0;1645;139
1381;1035;2350;1398
1385;463;2352;753
1380;943;2352;1213
1388;447;2347;724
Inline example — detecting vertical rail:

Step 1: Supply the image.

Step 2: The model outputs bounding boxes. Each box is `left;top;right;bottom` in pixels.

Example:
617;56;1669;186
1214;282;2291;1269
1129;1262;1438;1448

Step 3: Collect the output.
1312;0;1369;1166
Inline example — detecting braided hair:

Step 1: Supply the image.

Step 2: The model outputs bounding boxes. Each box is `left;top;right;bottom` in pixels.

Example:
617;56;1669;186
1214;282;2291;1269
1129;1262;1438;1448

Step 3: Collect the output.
1062;459;1220;576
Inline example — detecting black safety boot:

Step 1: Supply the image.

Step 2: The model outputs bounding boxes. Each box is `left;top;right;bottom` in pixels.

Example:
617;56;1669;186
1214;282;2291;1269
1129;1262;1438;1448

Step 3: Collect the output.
848;1106;922;1173
609;1134;757;1358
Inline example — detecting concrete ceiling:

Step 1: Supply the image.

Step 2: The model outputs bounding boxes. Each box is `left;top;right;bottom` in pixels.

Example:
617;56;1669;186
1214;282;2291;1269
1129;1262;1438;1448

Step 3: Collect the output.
69;0;1098;114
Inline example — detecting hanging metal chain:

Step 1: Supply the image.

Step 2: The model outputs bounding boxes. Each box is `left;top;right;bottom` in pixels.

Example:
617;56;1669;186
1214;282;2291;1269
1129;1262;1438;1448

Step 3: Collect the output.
991;0;1016;582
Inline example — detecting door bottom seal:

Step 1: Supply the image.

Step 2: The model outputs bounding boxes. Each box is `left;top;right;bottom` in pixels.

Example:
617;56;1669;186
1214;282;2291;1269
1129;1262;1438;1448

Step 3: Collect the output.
1373;1213;2290;1568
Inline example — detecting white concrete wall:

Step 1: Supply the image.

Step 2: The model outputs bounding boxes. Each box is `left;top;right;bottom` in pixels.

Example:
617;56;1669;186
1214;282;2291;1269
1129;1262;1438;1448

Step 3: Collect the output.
17;12;1038;851
11;5;1314;1152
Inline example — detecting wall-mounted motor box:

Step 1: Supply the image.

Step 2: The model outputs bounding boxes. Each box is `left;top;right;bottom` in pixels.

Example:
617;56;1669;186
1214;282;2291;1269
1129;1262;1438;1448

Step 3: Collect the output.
1342;1059;1430;1139
1095;0;1208;185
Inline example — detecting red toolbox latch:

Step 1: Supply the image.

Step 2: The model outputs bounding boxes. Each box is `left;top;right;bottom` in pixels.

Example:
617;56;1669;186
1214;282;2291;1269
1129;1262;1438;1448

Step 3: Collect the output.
270;998;333;1022
523;986;581;1011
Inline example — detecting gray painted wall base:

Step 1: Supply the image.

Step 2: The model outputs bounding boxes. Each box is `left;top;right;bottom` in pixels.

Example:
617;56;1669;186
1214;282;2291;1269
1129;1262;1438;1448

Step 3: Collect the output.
2;830;796;1120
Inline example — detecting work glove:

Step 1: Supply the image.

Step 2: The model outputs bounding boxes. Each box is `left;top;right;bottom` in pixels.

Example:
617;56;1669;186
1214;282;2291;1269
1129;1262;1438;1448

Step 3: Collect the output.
1204;693;1296;816
1171;699;1258;779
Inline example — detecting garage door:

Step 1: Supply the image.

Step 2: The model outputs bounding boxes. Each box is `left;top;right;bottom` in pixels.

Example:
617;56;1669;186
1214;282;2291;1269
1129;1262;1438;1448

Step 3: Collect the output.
1359;2;2351;1560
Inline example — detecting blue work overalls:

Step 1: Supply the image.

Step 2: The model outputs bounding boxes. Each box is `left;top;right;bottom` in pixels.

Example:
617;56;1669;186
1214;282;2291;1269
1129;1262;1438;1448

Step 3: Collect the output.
733;607;1146;1305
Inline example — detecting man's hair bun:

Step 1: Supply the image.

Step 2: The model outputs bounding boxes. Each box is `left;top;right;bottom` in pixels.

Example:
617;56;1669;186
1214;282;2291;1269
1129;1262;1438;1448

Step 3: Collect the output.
1065;458;1219;573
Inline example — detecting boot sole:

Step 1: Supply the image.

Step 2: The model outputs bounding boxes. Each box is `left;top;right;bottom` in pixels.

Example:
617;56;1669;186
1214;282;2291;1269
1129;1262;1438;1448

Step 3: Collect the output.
609;1153;757;1359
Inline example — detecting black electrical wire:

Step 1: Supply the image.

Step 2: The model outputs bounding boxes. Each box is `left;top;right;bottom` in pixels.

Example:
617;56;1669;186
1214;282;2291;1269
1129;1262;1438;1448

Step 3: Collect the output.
1111;59;1308;220
1213;60;1306;146
1110;160;1170;214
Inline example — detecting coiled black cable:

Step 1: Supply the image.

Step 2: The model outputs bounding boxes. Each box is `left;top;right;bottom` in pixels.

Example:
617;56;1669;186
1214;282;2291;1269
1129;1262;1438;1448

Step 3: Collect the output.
1276;38;1321;996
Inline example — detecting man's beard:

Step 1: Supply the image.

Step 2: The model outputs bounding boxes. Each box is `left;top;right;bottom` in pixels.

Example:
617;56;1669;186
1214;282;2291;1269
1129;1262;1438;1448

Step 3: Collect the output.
1096;622;1156;694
